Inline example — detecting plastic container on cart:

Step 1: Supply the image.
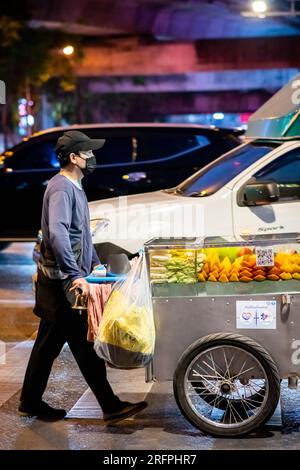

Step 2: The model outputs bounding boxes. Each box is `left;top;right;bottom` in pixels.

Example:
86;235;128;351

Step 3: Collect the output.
145;237;205;286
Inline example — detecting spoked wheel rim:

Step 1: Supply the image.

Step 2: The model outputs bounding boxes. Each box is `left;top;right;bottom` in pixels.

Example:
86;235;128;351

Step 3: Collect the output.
184;345;269;429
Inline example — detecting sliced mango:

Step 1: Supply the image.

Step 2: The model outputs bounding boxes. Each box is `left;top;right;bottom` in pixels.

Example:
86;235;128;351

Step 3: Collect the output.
220;256;232;271
208;274;218;282
219;269;231;277
219;273;229;283
229;273;239;282
204;264;210;274
210;270;219;278
198;273;206;282
267;274;279;281
230;269;240;277
280;272;293;280
292;255;300;264
281;264;294;274
231;265;240;272
210;262;221;272
292;273;300;281
275;253;290;265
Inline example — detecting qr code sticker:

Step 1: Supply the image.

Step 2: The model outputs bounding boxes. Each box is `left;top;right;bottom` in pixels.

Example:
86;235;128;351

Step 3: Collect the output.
255;246;274;267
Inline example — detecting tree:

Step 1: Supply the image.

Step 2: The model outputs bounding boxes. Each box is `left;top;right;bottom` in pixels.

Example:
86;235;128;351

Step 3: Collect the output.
0;0;83;148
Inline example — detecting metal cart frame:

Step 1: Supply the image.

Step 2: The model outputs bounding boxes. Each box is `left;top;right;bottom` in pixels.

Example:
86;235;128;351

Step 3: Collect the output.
144;235;300;436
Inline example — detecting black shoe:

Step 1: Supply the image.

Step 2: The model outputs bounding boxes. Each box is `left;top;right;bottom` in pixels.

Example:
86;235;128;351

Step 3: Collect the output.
103;401;147;425
18;400;67;420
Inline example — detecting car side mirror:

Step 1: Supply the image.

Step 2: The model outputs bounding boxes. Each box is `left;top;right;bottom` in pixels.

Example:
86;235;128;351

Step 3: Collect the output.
243;181;280;206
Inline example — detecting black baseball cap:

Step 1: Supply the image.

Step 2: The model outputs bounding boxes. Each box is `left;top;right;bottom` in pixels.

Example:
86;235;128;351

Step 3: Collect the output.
55;130;105;155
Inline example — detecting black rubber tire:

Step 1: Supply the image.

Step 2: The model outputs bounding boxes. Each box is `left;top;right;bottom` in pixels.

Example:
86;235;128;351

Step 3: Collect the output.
173;332;281;437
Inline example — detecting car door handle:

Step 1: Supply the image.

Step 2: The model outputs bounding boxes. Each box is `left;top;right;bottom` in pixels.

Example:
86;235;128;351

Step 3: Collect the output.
122;172;147;182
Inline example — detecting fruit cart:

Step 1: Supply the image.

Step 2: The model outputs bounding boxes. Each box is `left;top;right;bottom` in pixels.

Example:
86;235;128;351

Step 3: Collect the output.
144;235;300;437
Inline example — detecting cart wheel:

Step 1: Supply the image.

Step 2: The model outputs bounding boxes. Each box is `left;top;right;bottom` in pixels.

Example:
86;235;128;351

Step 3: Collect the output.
173;333;280;437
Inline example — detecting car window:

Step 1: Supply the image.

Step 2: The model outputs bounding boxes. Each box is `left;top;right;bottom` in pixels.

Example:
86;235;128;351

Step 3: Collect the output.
176;143;277;197
81;130;133;164
254;148;300;202
93;137;133;164
134;133;211;162
6;140;59;170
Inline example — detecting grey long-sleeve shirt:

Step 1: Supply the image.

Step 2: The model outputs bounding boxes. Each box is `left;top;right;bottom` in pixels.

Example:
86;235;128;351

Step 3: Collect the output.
40;173;100;281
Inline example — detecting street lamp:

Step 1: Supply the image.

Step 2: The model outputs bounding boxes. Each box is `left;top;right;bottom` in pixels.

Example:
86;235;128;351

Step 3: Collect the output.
62;45;74;56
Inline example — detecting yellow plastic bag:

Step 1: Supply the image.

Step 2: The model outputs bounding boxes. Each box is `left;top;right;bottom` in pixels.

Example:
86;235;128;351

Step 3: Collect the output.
94;252;155;368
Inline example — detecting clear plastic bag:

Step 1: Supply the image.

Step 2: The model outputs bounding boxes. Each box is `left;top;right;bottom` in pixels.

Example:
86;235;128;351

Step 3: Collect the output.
94;252;155;368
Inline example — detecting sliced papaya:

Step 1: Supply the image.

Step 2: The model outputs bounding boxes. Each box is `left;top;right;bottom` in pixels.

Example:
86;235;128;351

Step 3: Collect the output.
267;274;280;281
241;261;252;269
268;267;281;276
239;276;252;282
253;269;266;277
253;275;266;282
240;270;253;278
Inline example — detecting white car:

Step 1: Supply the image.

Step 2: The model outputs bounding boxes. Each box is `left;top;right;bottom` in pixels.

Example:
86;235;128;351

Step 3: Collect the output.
89;73;300;261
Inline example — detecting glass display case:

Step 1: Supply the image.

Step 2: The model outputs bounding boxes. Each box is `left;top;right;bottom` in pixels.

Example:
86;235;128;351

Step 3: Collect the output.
144;235;300;297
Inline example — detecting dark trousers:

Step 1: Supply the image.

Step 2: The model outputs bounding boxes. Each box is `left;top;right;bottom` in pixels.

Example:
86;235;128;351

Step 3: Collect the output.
20;277;121;413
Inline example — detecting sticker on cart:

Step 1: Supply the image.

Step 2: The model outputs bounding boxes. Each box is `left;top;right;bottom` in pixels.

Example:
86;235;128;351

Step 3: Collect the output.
236;300;276;329
255;246;274;267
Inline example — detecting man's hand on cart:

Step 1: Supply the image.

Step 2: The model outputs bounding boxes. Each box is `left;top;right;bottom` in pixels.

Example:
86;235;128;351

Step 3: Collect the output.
70;278;90;297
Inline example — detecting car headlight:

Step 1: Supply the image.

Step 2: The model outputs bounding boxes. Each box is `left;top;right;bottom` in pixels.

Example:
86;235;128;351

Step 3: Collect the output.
90;218;111;236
